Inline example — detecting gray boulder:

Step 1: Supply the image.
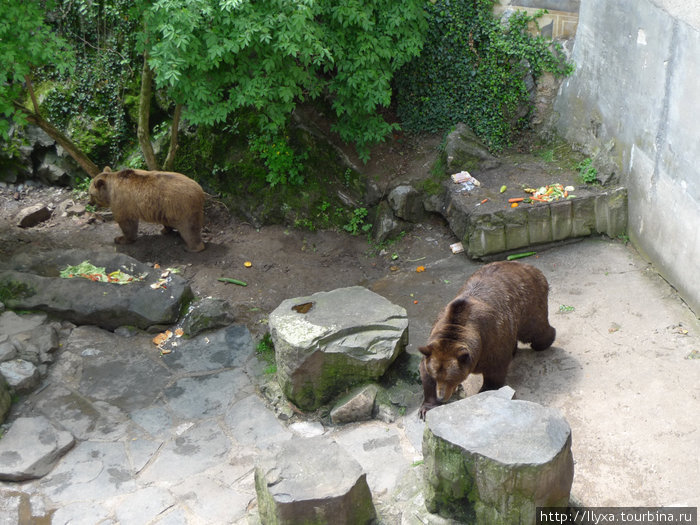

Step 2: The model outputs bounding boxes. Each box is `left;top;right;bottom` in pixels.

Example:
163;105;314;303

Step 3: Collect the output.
372;201;405;243
423;392;574;523
255;436;376;525
0;416;75;480
330;384;378;425
388;185;424;223
16;204;52;228
0;359;40;392
180;297;234;337
269;286;408;411
443;122;500;173
0;249;192;330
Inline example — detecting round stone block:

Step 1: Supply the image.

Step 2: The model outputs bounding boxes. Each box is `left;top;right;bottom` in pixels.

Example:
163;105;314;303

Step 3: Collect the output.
255;436;376;525
423;392;574;523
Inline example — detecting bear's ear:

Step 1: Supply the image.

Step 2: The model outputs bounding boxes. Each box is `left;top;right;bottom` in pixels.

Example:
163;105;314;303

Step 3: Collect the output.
447;298;470;323
419;345;432;358
94;178;107;191
457;349;472;367
102;166;112;173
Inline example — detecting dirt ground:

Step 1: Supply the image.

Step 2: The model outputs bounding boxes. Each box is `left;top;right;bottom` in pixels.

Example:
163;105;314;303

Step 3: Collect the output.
0;133;452;341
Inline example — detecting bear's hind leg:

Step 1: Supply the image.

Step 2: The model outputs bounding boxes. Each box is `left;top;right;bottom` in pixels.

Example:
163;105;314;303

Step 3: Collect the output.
177;218;205;252
479;369;507;392
531;325;556;351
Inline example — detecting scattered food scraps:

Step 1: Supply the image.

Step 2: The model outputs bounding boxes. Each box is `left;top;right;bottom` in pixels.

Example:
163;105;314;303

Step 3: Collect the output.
559;305;576;313
524;184;575;203
416;266;426;273
451;171;480;192
500;185;507;193
510;202;519;208
292;302;314;314
244;261;253;268
60;261;144;285
450;242;464;254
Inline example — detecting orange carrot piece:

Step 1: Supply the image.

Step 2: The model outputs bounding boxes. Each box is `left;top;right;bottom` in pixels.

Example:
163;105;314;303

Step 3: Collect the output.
508;197;524;203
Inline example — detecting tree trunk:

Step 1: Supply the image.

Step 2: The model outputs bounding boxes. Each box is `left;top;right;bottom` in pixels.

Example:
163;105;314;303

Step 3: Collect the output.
138;49;159;171
163;104;182;171
14;102;100;179
17;76;100;178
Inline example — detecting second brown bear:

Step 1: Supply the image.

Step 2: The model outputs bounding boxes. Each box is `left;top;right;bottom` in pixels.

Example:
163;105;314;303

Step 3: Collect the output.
418;261;555;419
89;167;205;252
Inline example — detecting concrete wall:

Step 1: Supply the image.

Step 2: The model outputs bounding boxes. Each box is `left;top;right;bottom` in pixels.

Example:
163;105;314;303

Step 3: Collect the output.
553;0;700;315
495;0;580;38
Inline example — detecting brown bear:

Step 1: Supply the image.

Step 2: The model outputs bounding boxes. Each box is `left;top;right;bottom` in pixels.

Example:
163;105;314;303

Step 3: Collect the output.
418;261;555;419
88;167;205;252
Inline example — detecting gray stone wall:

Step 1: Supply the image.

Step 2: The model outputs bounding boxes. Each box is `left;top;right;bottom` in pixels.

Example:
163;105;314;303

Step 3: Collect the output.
553;0;700;314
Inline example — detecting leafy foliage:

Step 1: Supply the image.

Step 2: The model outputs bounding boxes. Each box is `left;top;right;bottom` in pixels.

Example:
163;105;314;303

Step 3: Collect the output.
249;133;308;187
146;0;426;161
394;0;574;150
0;2;74;138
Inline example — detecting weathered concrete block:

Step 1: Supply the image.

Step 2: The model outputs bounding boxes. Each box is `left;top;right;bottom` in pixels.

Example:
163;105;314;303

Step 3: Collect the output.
504;208;529;250
467;214;506;257
423;393;574;523
269;287;408;411
596;187;628;237
550;200;573;241
527;205;553;245
255;436;376;525
571;196;596;237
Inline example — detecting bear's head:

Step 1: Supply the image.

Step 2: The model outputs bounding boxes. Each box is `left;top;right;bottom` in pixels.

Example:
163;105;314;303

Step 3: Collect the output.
88;167;113;207
419;341;477;402
419;298;481;402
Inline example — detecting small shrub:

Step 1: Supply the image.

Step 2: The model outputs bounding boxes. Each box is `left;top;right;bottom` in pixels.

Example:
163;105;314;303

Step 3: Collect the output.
577;158;598;184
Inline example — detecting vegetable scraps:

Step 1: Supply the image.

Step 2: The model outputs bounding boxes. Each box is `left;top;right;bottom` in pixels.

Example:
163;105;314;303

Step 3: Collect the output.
60;261;144;284
524;184;575;203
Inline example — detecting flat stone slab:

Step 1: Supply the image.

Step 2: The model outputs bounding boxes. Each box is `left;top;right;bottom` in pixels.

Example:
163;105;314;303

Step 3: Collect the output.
423;392;574;523
0;249;192;330
0;416;75;480
255;436;376;525
269;286;408;411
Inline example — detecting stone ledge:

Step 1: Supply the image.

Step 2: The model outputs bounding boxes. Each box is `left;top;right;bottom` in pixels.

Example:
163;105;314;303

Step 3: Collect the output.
443;184;627;258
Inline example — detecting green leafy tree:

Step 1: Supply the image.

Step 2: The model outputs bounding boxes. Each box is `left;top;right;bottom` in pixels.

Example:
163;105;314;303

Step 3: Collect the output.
394;0;574;150
146;0;426;162
0;2;100;176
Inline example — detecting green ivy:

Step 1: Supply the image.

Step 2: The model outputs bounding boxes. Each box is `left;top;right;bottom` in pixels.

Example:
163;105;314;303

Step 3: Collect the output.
249;133;308;187
394;0;574;151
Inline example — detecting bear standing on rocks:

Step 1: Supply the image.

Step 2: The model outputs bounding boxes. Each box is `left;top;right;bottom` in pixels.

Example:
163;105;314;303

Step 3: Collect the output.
89;167;205;252
418;261;555;419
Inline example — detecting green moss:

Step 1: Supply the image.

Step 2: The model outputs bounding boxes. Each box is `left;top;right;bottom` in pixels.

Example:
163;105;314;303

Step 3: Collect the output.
0;279;33;304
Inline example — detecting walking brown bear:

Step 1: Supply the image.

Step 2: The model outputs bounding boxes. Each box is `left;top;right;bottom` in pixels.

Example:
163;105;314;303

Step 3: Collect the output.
88;167;205;252
418;261;556;419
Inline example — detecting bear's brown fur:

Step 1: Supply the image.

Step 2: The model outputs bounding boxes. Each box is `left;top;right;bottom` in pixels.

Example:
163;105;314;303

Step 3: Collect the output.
89;167;205;252
418;261;555;419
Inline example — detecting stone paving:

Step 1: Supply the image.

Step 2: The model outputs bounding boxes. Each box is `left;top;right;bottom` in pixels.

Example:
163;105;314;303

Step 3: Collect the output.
1;238;699;524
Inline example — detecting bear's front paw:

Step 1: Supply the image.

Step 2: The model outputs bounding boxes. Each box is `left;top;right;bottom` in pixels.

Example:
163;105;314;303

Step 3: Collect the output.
419;402;440;421
114;236;135;245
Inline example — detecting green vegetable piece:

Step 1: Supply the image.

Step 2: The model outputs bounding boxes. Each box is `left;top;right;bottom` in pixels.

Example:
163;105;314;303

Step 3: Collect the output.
500;185;507;193
217;278;248;286
507;251;536;261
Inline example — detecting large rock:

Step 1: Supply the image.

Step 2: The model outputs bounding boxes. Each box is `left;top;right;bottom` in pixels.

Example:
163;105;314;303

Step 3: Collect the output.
423;392;574;523
443;122;500;173
0;416;75;480
388;185;424;223
255;436;376;525
269;286;408;411
0;249;192;330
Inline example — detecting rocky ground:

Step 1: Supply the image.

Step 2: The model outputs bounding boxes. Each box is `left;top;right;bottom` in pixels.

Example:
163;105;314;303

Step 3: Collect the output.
1;135;699;522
